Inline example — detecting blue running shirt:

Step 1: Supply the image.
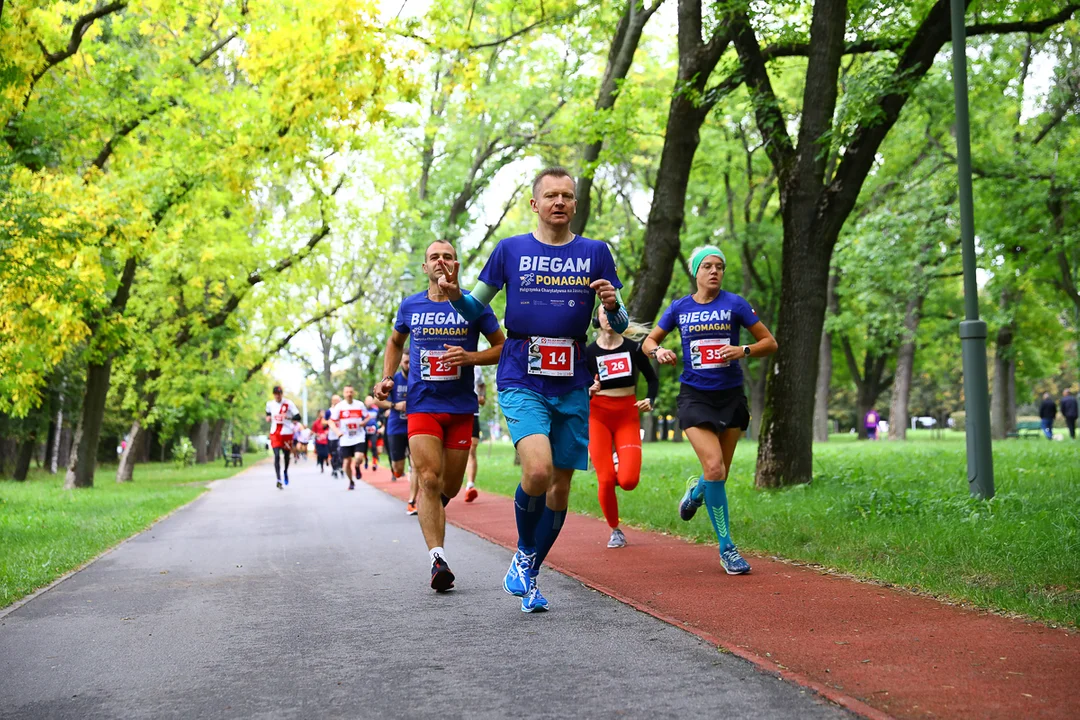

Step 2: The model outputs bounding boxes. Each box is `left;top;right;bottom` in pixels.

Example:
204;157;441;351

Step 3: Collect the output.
386;370;408;435
394;291;500;415
478;233;622;395
657;292;760;392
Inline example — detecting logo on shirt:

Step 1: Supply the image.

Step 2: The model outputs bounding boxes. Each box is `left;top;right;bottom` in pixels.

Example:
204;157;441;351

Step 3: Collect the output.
518;256;591;273
520;272;536;286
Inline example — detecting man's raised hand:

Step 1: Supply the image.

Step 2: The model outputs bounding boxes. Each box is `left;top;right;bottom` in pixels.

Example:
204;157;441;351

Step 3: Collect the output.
589;278;618;311
436;259;462;300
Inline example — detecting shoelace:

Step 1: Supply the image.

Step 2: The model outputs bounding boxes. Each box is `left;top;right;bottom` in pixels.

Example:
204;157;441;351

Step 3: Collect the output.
516;553;533;577
721;548;743;565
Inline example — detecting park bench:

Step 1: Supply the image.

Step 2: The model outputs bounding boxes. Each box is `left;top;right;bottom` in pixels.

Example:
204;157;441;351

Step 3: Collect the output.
223;443;244;467
1006;420;1043;439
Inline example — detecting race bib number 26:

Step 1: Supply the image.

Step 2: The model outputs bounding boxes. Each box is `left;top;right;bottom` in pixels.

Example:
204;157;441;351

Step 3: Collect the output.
690;338;731;370
528;337;574;377
597;352;632;381
420;349;461;381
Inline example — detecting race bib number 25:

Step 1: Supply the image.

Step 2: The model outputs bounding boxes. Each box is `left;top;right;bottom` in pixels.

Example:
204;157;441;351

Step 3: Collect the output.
528;337;574;377
420;349;461;381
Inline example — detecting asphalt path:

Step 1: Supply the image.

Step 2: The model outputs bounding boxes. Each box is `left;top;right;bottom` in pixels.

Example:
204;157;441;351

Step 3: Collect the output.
0;459;850;720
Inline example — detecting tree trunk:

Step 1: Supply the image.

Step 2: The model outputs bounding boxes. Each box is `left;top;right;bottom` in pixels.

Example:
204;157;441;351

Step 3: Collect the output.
50;393;64;474
116;420;146;483
755;218;834;486
747;357;768;441
1006;358;1017;433
573;0;662;236
641;412;655;442
13;435;35;481
65;359;114;489
991;321;1014;439
207;419;226;462
626;97;711;322
190;420;210;464
889;296;923;440
812;331;833;442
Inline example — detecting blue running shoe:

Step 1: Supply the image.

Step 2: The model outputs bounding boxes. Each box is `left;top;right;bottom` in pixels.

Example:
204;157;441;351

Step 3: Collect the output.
521;582;549;613
679;475;704;521
283;473;289;486
719;546;751;575
502;550;534;597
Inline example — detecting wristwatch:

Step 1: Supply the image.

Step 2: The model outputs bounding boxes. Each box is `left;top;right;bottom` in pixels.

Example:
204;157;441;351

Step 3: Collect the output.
742;345;751;357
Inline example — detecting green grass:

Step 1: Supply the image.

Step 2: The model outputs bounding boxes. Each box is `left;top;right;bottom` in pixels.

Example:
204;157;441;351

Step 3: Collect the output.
0;456;258;609
473;434;1080;627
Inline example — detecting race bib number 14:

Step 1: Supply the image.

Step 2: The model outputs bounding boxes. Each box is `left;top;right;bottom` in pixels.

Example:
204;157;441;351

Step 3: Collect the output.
528;337;575;377
690;338;731;369
420;349;461;381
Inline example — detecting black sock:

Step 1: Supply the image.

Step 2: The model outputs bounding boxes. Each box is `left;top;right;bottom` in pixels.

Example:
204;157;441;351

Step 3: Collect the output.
283;451;291;476
273;448;281;480
441;493;451;507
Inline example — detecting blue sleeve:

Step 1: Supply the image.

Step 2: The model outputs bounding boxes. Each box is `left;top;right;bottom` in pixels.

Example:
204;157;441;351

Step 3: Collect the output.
478;240;506;290
597;243;623;289
393;301;409;334
450;292;486;321
657;300;678;332
478;306;500;336
736;296;760;329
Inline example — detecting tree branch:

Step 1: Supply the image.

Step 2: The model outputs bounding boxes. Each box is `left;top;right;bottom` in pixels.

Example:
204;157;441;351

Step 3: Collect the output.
24;2;128;109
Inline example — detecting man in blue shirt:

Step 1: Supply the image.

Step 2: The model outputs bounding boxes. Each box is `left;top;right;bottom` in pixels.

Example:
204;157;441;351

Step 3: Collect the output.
440;167;629;612
375;241;504;592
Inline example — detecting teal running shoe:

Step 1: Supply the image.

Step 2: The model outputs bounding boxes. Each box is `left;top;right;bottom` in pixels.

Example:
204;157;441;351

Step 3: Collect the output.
503;550;534;597
521;582;549;613
719;546;751;575
679;475;705;521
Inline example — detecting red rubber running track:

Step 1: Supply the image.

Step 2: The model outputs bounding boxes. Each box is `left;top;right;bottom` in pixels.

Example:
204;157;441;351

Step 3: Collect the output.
364;467;1079;719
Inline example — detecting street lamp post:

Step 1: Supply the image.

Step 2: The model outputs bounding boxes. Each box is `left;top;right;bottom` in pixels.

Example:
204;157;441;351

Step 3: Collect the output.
951;0;995;499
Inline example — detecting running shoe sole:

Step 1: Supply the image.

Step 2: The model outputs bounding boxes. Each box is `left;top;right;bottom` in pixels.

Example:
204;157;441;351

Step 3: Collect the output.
464;487;478;503
431;565;456;592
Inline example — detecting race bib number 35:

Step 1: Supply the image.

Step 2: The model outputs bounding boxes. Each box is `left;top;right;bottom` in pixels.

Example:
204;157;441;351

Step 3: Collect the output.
528;337;575;377
597;352;632;381
690;338;731;370
420;349;461;381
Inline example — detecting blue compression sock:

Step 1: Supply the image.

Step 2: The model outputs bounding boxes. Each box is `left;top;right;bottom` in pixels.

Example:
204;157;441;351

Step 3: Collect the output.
704;480;735;552
514;484;545;554
531;506;567;576
691;474;705;502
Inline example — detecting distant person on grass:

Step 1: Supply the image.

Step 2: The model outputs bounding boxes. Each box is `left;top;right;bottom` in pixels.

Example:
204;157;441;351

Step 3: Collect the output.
642;246;777;576
1039;392;1057;440
266;385;301;490
585;305;658;549
1061;389;1078;440
864;409;880;440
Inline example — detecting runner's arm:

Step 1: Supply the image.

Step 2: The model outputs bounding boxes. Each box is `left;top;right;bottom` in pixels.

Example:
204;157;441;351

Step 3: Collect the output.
448;282;497;320
375;330;408;400
469;329;505;366
635;343;660;400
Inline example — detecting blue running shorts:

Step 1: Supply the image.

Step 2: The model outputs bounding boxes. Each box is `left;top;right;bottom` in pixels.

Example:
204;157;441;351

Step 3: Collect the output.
499;386;590;471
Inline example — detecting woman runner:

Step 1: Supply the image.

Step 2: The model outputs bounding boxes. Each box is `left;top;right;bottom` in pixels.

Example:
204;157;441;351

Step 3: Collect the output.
585;307;658;549
642;245;777;575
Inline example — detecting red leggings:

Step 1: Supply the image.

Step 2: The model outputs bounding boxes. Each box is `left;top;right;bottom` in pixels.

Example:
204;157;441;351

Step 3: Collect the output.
588;394;642;528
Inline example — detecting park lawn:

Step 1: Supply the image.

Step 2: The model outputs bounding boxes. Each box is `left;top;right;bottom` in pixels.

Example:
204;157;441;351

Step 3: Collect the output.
0;456;258;609
472;434;1080;627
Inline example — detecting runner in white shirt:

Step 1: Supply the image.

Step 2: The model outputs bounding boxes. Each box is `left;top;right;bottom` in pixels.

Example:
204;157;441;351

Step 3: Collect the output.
326;394;342;478
330;385;368;491
265;385;301;489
